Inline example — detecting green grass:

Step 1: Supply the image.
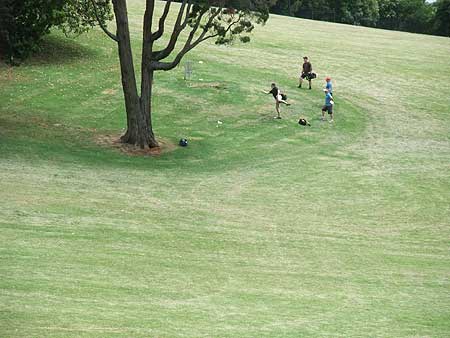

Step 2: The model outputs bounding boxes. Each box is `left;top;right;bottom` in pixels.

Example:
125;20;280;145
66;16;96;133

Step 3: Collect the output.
1;1;450;336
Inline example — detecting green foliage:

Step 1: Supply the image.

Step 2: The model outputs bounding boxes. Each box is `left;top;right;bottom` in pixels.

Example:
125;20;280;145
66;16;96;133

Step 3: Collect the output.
378;0;400;29
0;0;112;64
187;0;269;46
434;0;450;36
270;0;443;35
59;0;113;36
377;0;436;33
272;0;304;16
396;0;435;33
338;0;379;26
271;0;380;26
0;0;63;63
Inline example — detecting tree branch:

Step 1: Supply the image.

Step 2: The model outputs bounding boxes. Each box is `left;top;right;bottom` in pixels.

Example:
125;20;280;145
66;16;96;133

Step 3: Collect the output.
90;0;118;42
151;0;172;41
142;0;156;43
152;0;192;60
181;6;210;46
151;8;226;71
185;14;242;53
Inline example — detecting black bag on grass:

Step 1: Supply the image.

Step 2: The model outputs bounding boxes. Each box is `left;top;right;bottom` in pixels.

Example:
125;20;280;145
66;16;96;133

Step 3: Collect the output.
298;118;311;126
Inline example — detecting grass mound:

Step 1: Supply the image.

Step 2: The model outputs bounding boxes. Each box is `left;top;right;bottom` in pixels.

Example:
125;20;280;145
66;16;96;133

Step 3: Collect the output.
1;1;450;337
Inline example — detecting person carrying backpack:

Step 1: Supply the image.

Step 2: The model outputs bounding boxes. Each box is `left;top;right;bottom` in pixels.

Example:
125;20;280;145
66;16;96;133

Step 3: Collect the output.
299;56;313;90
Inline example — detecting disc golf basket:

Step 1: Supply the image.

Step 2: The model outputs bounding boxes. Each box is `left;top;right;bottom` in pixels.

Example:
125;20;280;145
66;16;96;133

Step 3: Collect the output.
184;61;193;80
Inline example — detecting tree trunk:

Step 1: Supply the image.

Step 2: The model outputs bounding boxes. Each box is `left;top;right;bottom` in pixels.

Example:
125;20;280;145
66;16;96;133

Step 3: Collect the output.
138;0;158;148
113;0;158;148
139;67;158;148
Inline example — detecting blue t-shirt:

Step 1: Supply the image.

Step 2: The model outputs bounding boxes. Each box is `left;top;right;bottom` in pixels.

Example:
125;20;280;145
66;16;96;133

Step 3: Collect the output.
326;82;332;93
325;93;333;106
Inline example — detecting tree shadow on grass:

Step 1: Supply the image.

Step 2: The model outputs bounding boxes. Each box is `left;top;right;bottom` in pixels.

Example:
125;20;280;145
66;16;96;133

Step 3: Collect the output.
26;35;99;66
0;114;182;171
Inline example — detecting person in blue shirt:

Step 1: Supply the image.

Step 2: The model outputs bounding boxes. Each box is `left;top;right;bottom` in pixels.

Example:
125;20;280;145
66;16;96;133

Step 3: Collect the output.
321;88;334;122
325;77;333;96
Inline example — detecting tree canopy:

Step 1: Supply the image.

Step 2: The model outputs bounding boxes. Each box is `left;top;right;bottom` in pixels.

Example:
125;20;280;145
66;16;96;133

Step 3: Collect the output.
433;0;450;37
0;0;112;63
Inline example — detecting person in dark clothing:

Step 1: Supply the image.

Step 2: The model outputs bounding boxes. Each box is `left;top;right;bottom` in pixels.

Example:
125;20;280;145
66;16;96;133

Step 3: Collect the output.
299;56;313;89
263;83;290;119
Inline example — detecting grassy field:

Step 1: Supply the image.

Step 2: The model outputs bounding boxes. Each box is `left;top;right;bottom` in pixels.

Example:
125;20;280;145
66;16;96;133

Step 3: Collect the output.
1;1;450;336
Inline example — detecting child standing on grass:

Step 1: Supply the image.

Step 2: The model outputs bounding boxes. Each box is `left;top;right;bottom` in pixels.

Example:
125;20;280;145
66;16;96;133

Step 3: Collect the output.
322;88;334;122
263;83;290;119
325;77;333;96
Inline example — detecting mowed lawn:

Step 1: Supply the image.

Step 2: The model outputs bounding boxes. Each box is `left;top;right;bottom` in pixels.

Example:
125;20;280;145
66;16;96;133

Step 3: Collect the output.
1;0;450;336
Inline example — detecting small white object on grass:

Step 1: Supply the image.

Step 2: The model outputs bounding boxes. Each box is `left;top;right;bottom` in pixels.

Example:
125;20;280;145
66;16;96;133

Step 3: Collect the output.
198;60;204;64
199;78;203;81
217;120;223;125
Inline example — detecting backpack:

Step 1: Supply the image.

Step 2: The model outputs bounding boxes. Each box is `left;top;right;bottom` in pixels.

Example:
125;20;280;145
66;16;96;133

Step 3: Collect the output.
298;118;311;126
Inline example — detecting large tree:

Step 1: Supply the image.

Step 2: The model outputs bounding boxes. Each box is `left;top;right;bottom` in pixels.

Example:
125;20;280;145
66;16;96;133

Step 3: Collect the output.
433;0;450;36
270;0;303;16
378;0;400;30
377;0;434;33
96;0;269;148
397;0;434;33
337;0;379;26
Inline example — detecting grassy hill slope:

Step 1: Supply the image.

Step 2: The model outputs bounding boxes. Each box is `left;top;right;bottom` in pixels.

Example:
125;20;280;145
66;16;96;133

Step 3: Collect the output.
1;1;450;337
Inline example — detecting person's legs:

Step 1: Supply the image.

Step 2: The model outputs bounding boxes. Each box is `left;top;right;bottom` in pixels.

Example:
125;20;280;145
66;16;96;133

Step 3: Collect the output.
329;106;334;122
308;79;312;89
298;76;303;88
275;101;281;118
277;94;290;106
321;107;326;121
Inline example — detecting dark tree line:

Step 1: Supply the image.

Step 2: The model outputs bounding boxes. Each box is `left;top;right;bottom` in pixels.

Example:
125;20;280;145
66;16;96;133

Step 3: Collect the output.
270;0;450;36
